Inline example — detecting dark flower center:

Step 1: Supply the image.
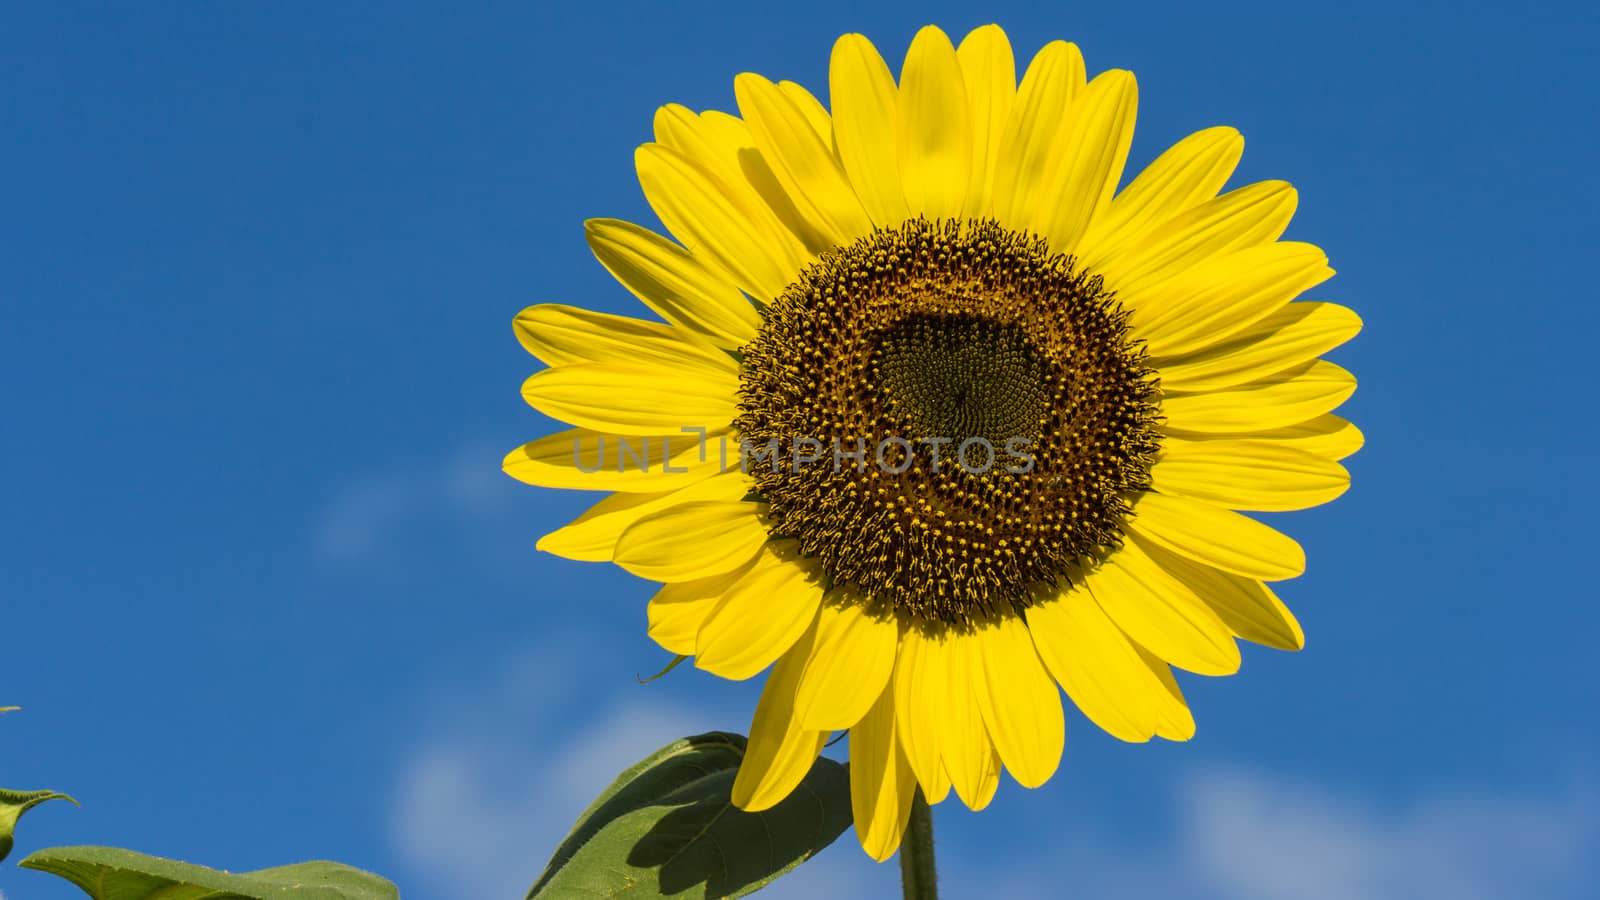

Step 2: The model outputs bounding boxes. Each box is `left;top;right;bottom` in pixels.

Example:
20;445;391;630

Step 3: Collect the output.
873;313;1053;451
735;218;1160;626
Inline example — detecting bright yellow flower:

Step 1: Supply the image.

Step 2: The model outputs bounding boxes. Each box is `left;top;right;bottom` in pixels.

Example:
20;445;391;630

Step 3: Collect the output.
507;24;1359;860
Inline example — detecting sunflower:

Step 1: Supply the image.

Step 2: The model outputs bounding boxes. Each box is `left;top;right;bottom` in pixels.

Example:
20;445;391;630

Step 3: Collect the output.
506;24;1359;861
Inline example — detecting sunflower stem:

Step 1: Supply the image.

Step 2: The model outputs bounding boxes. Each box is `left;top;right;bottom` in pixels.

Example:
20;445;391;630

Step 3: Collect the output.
898;787;938;900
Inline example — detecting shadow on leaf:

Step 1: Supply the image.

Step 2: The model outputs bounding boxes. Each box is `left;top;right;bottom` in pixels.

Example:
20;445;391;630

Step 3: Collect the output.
529;731;852;899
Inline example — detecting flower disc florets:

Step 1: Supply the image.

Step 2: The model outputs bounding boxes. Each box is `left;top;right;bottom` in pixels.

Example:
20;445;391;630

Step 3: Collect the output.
736;218;1162;626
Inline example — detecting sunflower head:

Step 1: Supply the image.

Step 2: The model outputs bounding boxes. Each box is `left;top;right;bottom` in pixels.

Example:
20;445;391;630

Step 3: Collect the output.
508;22;1360;862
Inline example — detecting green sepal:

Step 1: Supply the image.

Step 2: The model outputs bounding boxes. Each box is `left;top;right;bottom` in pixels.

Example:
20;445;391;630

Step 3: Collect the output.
0;788;78;862
637;654;689;684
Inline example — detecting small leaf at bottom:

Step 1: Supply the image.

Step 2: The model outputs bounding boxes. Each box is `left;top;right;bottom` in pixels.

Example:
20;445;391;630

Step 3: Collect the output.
19;846;398;899
529;731;852;899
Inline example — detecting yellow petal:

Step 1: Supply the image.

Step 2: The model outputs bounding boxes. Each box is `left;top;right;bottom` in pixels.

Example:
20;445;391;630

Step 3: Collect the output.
849;680;916;862
941;634;1002;810
695;541;826;680
651;105;813;270
1139;646;1197;741
940;733;992;810
830;33;909;226
1162;359;1357;434
687;110;834;258
520;363;738;436
584;218;761;350
780;80;834;152
1163;414;1363;462
634;142;797;302
513;303;733;372
924;756;953;804
1140;541;1305;650
613;499;769;582
502;428;725;493
1131;242;1333;357
792;596;899;730
1086;538;1242;676
990;39;1085;228
1156;302;1363;392
1078;126;1243;264
1152;440;1350;512
959;748;999;810
1037;69;1138;255
734;73;874;248
969;616;1065;788
647;567;745;656
955;24;1015;219
1027;581;1193;743
535;472;749;562
897;25;971;220
1127;491;1306;581
731;639;830;811
1097;181;1298;298
892;625;950;799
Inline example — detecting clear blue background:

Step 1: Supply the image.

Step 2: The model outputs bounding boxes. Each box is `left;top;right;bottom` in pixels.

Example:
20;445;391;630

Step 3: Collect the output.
4;2;1596;898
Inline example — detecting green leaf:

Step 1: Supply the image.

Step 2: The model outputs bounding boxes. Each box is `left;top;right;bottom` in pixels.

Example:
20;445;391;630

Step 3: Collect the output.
19;846;398;900
529;731;852;899
0;788;79;862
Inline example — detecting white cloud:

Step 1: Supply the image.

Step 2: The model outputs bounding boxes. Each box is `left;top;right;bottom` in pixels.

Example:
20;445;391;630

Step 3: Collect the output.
312;476;422;561
952;765;1598;900
387;637;896;900
311;440;520;563
392;699;706;899
1175;767;1596;900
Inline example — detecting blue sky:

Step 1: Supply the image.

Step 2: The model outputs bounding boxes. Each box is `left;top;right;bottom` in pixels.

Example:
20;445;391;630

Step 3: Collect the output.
4;2;1597;898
